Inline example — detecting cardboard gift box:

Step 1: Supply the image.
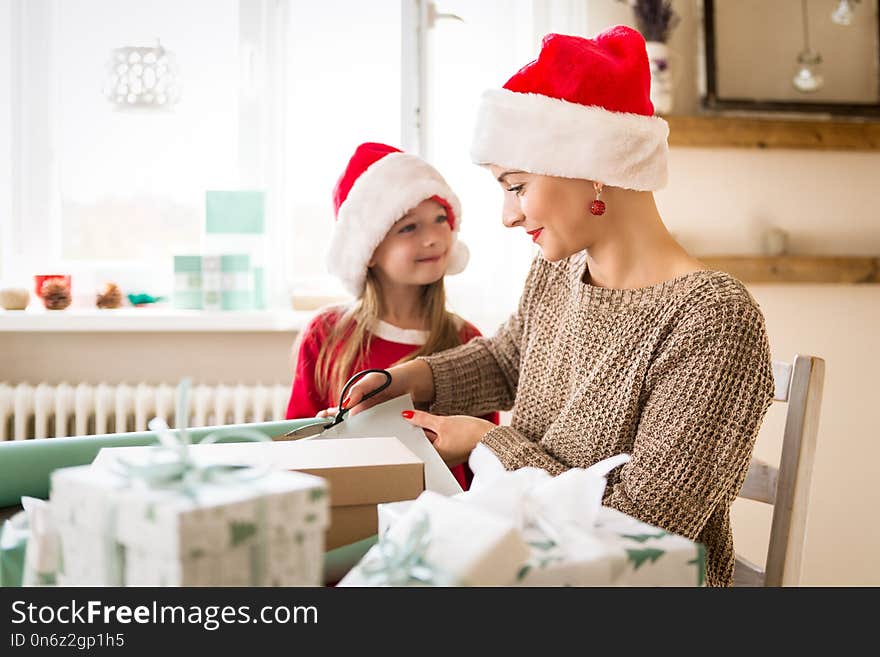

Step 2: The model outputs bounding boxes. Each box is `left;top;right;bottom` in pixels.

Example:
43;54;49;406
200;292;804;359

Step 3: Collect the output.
94;436;425;550
51;465;329;586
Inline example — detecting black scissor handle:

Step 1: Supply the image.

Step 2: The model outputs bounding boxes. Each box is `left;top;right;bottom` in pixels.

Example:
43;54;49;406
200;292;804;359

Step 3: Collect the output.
327;368;393;429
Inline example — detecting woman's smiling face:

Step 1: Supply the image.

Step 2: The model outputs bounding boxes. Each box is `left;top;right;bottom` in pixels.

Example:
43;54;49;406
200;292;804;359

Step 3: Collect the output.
488;164;597;262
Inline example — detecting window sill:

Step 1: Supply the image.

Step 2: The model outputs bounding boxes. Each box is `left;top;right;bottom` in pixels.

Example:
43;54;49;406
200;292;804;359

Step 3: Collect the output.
0;307;316;333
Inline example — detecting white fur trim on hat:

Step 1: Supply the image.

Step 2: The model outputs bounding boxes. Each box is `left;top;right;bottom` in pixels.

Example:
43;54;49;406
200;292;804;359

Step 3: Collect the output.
470;88;669;191
327;152;468;297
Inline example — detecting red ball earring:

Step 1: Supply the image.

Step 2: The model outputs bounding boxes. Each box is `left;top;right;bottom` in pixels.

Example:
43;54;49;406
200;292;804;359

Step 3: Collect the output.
590;184;606;216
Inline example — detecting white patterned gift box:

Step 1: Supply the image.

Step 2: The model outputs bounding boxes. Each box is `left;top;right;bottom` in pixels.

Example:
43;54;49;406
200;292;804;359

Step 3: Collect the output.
365;455;706;587
338;490;530;586
509;505;703;586
50;464;329;587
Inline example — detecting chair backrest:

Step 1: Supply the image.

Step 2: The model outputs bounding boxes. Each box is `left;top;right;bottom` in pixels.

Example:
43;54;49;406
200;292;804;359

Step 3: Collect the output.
734;354;825;587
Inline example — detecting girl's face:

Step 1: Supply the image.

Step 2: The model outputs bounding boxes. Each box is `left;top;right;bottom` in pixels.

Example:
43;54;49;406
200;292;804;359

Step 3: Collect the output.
369;198;453;286
487;164;596;262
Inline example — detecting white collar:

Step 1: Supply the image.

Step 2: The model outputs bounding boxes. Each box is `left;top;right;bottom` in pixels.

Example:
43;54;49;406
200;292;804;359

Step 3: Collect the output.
370;319;429;345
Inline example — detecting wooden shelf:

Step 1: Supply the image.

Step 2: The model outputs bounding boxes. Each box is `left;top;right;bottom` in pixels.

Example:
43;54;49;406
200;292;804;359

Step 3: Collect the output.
699;256;880;283
666;115;880;151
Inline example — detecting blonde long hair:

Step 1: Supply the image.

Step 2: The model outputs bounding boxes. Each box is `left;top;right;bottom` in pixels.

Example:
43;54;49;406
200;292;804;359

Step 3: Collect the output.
314;268;463;402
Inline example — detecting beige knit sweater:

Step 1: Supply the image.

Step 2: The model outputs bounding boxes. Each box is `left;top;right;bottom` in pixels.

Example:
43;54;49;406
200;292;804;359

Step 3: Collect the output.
421;251;775;587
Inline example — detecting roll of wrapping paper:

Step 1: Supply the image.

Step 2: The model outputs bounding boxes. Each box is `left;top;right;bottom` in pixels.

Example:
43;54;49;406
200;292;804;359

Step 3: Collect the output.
0;418;317;507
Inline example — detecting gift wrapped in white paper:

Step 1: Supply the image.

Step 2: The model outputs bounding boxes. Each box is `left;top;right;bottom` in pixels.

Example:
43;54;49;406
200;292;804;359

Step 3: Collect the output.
338;490;529;586
375;455;705;587
49;379;332;587
51;464;329;586
513;504;704;587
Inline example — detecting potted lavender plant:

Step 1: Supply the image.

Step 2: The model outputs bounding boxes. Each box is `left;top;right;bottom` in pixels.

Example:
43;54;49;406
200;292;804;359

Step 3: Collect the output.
618;0;681;114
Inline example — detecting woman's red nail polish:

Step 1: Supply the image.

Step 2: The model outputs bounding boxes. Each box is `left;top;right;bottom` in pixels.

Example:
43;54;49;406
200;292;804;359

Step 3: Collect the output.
401;410;414;419
342;396;351;408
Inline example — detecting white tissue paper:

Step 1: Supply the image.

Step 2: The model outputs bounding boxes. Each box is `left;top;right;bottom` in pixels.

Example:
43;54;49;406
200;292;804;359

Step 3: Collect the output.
21;496;61;586
373;453;705;586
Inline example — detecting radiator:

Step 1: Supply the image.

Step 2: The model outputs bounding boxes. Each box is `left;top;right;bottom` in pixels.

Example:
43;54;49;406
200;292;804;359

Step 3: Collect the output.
0;382;292;441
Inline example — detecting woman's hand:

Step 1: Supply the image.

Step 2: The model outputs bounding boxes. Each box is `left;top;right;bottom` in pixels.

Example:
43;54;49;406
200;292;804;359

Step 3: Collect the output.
344;359;435;417
401;410;495;467
315;407;338;419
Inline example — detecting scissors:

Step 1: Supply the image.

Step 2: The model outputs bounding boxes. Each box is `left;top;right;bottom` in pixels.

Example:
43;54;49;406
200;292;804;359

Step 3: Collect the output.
280;368;393;440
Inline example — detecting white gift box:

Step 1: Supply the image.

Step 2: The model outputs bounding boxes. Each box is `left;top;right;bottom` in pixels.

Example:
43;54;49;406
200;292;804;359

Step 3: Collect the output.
371;456;705;587
50;464;329;586
338;490;530;587
515;505;703;586
375;498;702;587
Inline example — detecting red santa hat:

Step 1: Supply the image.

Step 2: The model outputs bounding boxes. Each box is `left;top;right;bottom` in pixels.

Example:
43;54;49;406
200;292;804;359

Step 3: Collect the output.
470;26;669;191
327;142;469;297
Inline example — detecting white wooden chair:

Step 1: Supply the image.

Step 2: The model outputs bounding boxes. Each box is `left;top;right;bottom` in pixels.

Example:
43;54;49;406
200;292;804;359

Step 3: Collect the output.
734;354;825;587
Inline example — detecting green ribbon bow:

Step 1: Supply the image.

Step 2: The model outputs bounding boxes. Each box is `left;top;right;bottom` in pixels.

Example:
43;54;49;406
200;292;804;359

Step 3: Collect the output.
359;512;456;586
112;379;272;492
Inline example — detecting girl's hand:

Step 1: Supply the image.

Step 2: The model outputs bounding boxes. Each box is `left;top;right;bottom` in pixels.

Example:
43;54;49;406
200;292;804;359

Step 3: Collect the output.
345;359;435;417
400;410;495;467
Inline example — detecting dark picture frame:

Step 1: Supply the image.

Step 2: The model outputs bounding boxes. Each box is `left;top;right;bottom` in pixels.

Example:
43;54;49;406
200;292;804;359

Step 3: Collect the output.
701;0;880;118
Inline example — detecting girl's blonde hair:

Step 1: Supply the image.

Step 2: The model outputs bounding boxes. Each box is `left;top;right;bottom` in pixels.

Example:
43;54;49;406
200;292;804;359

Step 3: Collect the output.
314;268;463;402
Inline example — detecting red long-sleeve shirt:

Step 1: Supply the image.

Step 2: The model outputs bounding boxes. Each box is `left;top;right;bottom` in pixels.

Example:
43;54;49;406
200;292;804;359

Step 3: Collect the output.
286;308;499;490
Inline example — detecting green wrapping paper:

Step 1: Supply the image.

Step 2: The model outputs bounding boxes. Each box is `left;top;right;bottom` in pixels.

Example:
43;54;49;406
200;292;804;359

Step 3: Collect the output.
0;419;316;507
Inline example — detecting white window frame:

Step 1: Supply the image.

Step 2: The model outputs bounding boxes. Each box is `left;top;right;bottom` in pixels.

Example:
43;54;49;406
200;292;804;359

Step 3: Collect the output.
3;0;59;289
400;0;428;156
237;0;291;310
399;0;472;159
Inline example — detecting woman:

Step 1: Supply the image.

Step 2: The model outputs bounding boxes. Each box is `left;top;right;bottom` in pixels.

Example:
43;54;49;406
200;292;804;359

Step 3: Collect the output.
343;26;774;587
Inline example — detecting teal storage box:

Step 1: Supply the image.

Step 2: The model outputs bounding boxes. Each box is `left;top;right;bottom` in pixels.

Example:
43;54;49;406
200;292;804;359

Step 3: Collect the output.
206;191;265;234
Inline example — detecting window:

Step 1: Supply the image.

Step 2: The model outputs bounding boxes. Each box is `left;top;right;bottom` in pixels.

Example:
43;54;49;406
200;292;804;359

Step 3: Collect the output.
282;0;402;301
4;0;247;303
56;0;240;263
419;0;590;331
1;0;405;309
1;0;589;331
421;0;538;331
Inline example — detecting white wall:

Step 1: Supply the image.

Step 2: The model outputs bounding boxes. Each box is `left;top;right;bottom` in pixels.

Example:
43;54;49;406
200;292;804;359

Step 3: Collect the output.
732;285;880;585
2;331;297;387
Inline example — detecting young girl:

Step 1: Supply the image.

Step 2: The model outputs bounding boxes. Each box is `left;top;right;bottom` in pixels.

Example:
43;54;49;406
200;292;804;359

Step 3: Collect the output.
285;141;497;490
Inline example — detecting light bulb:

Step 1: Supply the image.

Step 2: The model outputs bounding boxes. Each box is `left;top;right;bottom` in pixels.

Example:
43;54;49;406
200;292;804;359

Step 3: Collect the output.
792;51;824;93
831;0;855;26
